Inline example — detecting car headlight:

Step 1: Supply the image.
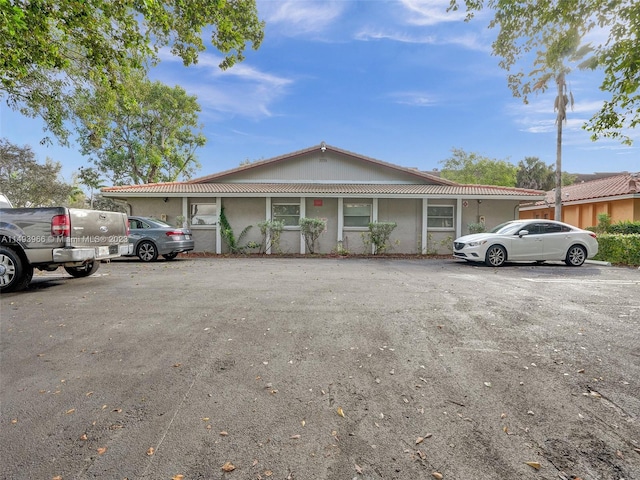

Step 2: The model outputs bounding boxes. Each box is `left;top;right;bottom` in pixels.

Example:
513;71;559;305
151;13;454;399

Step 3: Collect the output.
467;240;487;247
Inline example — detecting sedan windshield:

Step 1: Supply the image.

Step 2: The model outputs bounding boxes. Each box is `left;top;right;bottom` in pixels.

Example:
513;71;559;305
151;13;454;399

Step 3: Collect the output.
489;221;528;235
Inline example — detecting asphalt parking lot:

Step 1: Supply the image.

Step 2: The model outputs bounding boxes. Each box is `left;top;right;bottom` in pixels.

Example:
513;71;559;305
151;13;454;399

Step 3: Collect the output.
1;257;639;480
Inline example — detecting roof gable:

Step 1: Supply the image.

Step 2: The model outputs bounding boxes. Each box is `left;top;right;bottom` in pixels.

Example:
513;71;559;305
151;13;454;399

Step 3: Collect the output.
190;143;456;186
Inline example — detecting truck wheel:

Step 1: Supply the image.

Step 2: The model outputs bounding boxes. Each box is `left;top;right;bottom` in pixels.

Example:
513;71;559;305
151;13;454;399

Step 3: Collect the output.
0;246;33;293
137;241;158;262
64;261;101;278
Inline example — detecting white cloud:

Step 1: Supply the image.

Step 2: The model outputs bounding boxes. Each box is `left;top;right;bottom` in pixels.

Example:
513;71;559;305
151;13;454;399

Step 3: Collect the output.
398;0;467;26
154;51;293;119
389;91;439;107
259;0;345;35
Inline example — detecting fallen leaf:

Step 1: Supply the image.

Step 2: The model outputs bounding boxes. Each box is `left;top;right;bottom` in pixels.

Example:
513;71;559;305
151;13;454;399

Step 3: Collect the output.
355;463;364;474
220;431;229;436
221;461;235;472
173;363;182;367
337;407;345;417
301;419;306;427
80;434;88;441
416;437;424;444
432;472;443;479
616;450;624;459
146;447;154;456
634;447;640;455
66;409;75;415
97;447;107;455
500;413;507;419
525;461;541;470
252;459;259;467
484;382;492;388
290;434;301;439
202;417;210;421
172;476;185;480
11;418;17;424
264;471;273;477
53;476;62;480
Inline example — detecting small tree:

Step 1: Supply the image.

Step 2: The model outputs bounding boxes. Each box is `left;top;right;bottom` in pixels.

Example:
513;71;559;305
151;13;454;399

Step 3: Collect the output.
257;219;284;254
299;218;326;254
366;222;397;255
218;206;252;254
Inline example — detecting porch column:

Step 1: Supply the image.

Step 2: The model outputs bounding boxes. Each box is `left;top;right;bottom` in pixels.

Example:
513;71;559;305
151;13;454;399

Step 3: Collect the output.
299;197;306;254
421;198;428;254
372;198;379;254
337;197;344;244
265;197;272;254
216;196;222;254
456;198;463;240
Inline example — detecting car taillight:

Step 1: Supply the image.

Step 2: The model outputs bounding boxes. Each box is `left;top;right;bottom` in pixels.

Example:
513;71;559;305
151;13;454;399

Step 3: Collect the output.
51;214;71;237
589;232;597;239
165;230;184;238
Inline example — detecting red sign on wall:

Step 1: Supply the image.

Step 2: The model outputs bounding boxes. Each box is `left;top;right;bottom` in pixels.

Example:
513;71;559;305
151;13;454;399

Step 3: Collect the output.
314;199;323;207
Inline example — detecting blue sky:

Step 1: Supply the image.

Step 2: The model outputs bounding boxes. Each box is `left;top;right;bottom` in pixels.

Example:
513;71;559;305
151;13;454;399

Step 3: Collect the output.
1;0;638;185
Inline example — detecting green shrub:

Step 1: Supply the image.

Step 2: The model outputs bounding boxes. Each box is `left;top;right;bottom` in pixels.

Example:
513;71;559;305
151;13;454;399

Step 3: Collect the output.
363;222;397;255
299;217;326;254
468;222;486;234
609;221;640;235
257;219;284;254
593;233;640;266
218;206;253;254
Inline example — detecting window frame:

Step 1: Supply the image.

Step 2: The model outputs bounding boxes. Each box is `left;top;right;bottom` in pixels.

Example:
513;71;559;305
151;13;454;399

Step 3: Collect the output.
343;202;372;229
427;205;454;230
190;202;218;227
272;202;301;228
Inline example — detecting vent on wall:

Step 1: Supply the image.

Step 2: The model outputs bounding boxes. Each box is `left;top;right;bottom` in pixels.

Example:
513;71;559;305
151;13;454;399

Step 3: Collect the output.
319;158;327;163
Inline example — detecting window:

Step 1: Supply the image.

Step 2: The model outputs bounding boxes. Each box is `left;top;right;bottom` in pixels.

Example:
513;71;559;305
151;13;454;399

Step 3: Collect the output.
344;203;371;227
190;203;217;226
273;203;300;226
427;205;454;229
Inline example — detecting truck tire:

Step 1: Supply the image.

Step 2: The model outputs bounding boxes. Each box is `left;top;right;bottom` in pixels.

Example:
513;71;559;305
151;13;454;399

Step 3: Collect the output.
64;261;100;278
0;246;33;293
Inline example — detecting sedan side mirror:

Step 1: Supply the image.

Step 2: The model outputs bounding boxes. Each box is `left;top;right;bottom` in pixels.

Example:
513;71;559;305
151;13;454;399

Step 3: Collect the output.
518;230;529;237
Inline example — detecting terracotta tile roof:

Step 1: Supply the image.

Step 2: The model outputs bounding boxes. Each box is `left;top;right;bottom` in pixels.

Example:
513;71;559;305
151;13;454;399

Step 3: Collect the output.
102;182;544;198
522;172;640;207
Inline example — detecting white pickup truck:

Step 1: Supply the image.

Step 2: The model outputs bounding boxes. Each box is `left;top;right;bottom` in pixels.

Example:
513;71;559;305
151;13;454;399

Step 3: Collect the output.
0;193;132;292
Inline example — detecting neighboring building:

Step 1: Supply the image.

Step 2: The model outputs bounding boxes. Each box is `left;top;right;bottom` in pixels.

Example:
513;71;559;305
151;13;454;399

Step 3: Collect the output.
102;143;544;254
519;172;640;229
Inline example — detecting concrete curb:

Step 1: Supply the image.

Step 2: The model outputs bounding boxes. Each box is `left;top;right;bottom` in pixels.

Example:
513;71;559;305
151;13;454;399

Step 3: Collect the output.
586;259;612;266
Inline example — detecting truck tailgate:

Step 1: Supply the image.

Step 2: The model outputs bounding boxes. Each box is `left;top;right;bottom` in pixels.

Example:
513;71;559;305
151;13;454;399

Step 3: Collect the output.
68;209;128;248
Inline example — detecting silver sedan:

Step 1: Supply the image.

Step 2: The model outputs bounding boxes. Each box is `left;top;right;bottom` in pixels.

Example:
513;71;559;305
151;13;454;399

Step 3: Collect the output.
127;216;194;262
453;220;599;267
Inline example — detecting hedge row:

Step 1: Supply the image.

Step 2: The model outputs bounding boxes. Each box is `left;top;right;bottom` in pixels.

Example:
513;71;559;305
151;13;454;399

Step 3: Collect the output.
593;234;640;266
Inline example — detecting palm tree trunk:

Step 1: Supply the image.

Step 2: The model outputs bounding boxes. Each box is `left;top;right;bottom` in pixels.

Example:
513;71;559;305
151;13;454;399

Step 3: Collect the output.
555;74;565;221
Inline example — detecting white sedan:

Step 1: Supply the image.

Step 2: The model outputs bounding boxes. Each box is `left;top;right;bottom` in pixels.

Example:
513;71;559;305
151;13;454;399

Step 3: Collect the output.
453;220;599;267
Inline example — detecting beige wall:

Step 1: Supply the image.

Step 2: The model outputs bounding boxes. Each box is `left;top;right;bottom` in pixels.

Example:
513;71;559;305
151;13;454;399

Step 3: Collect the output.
519;198;639;229
304;198;338;254
378;198;420;253
219;197;264;253
128;197;182;225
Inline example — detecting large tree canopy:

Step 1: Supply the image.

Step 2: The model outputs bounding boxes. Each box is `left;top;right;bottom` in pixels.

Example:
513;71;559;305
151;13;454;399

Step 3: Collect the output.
74;72;206;185
439;148;517;186
0;138;76;207
449;0;640;144
0;0;264;143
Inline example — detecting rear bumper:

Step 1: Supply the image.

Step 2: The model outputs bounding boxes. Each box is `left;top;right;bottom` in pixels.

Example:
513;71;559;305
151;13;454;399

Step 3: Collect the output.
53;244;132;263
